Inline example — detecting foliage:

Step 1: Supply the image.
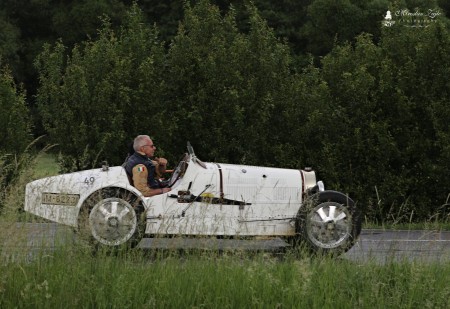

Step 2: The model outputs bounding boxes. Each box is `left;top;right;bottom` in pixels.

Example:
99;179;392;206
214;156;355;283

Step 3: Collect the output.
0;10;20;71
316;21;450;220
0;64;32;210
0;0;394;97
300;0;389;56
375;21;450;218
164;0;297;164
35;1;299;167
1;248;450;308
35;5;165;171
1;0;449;221
0;65;31;153
0;0;130;87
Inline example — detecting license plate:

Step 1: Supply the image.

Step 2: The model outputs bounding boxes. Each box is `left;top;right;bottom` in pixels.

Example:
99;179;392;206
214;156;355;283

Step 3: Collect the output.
41;192;80;206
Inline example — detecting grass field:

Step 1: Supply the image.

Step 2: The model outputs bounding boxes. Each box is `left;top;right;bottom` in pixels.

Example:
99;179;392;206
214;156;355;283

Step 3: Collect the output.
1;247;450;308
1;152;449;308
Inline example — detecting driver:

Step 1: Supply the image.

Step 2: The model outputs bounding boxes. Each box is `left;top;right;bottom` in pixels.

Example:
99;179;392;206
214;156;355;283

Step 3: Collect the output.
124;135;171;197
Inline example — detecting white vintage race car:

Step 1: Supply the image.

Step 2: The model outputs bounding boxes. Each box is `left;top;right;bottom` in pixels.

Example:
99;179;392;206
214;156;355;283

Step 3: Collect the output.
25;143;361;255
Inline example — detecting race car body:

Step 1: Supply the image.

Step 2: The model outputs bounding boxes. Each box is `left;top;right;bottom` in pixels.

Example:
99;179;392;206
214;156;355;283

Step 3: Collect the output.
25;143;361;254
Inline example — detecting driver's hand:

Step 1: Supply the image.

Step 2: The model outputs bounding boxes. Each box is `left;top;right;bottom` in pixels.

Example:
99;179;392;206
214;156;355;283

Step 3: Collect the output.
156;157;168;167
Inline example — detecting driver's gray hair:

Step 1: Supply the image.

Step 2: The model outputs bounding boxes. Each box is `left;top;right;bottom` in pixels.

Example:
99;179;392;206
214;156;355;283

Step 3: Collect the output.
133;135;151;151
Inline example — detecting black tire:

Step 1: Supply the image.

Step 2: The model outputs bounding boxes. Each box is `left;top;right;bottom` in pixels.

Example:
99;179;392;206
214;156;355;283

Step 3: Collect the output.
77;188;145;249
295;190;362;256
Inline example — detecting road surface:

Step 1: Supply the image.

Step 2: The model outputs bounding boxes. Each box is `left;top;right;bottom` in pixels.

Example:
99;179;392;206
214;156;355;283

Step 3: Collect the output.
1;223;449;263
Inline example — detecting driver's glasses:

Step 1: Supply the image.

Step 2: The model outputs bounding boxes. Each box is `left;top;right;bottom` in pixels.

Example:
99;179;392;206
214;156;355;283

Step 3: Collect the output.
143;144;156;148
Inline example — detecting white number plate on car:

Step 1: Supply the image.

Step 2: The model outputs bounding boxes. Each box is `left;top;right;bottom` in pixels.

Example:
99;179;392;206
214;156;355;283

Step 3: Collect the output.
41;192;80;206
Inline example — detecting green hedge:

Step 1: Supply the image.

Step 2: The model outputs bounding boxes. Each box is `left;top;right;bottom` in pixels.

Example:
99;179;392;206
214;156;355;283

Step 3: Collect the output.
34;1;450;221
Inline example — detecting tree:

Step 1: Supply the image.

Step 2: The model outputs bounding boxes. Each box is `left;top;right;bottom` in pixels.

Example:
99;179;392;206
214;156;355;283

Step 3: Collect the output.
376;20;450;218
318;34;403;219
0;10;20;77
300;0;389;56
0;64;31;154
35;5;165;171
315;19;450;221
0;62;32;207
163;0;300;165
33;0;450;222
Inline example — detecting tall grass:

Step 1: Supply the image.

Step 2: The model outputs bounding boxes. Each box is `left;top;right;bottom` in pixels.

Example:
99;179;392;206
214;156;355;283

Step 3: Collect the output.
1;247;450;308
364;187;450;231
0;140;57;222
33;153;59;178
1;150;450;308
0;145;59;269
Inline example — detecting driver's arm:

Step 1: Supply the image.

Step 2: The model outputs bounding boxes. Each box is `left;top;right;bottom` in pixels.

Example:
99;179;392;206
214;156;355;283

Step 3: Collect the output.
152;157;168;178
132;164;170;196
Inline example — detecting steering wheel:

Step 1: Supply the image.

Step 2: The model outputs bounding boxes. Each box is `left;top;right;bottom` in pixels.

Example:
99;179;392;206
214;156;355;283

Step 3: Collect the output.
167;153;189;187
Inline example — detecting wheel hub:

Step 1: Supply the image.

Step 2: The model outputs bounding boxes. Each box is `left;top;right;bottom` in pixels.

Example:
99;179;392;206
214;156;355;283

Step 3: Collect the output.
89;197;138;246
108;216;119;228
306;202;352;249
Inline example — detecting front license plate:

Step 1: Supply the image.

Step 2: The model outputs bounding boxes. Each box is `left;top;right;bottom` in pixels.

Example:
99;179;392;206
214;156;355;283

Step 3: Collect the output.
41;192;80;206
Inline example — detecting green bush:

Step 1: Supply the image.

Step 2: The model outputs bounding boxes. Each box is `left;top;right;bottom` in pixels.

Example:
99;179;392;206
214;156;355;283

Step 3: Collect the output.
33;1;450;221
315;21;450;220
0;63;32;211
35;5;165;171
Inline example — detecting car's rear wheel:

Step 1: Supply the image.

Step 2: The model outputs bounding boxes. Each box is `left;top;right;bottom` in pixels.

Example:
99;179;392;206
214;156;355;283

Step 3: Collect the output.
78;188;145;249
295;191;362;256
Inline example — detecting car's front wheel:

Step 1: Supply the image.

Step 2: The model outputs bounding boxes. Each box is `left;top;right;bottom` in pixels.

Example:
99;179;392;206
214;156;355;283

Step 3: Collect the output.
295;191;362;256
78;188;145;249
